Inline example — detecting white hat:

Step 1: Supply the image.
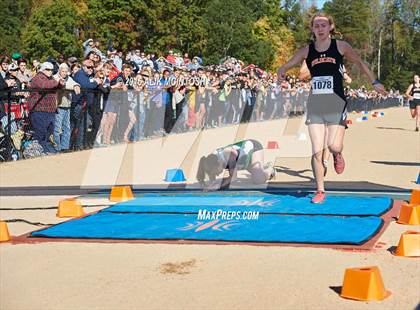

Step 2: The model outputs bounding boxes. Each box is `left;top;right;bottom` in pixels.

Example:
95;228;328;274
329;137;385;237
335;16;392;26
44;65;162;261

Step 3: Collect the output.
8;63;18;71
39;62;54;72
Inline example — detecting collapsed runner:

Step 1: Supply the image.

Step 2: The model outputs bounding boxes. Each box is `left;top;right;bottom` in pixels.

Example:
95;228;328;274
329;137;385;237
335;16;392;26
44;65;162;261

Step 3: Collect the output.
197;139;275;190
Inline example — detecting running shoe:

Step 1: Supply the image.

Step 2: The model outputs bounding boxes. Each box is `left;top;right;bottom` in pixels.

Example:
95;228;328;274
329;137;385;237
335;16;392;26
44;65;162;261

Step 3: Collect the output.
333;153;345;174
311;191;326;204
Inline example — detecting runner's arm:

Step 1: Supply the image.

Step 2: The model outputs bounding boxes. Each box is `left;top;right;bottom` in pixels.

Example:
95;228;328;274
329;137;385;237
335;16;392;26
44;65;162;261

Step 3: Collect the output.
338;40;386;95
220;148;238;188
277;46;309;79
298;61;311;81
405;84;413;100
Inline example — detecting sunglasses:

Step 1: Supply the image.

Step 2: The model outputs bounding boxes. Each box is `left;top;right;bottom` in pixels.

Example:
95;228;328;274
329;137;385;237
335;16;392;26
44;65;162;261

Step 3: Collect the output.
44;68;53;71
86;66;94;69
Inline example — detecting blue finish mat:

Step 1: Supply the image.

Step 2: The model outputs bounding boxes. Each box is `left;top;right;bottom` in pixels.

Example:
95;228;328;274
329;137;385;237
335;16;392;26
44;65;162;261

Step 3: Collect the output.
31;212;383;245
107;194;392;216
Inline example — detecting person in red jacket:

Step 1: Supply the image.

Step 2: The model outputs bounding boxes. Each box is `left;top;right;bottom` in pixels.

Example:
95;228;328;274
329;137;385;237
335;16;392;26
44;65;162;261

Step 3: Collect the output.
28;62;64;154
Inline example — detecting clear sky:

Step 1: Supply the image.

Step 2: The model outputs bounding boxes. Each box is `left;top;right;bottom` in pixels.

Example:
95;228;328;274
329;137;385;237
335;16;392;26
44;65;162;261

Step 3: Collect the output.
316;0;329;9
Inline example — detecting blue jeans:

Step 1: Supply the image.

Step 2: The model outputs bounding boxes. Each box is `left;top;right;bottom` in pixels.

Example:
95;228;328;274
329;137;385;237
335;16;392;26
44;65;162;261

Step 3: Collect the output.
54;108;71;151
130;104;146;141
30;111;57;154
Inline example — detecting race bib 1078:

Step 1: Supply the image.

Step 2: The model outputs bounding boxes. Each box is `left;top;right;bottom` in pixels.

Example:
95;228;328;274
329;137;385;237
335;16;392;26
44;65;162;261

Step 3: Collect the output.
311;76;334;95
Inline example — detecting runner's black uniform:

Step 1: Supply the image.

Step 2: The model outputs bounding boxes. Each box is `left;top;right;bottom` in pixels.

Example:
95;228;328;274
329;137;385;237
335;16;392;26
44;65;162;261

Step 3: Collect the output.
305;39;347;126
409;84;420;109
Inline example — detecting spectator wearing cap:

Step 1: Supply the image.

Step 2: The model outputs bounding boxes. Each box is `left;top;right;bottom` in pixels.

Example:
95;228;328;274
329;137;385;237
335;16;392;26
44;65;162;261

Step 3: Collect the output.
72;59;102;149
54;63;80;152
27;62;64;154
5;63;23;91
11;53;22;65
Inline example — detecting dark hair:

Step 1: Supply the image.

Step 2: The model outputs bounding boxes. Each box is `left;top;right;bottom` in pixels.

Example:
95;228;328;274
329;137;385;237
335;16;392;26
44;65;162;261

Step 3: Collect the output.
196;154;219;185
0;56;10;64
85;51;97;60
71;63;81;72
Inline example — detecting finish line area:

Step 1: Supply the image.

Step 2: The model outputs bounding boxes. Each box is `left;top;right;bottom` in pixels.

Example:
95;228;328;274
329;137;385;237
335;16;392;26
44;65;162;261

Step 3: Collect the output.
19;188;400;249
1;107;418;310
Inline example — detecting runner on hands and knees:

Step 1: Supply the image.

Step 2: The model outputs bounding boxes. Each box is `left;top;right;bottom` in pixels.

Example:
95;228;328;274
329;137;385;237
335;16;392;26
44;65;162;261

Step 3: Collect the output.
197;139;275;191
405;74;420;132
277;12;386;204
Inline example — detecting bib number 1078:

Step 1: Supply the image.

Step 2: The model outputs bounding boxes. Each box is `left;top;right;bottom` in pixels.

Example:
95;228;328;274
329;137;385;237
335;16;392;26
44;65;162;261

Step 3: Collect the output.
312;76;334;94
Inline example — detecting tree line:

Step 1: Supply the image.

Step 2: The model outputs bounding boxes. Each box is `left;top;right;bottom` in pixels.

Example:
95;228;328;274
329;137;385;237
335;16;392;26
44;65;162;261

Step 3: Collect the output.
0;0;418;90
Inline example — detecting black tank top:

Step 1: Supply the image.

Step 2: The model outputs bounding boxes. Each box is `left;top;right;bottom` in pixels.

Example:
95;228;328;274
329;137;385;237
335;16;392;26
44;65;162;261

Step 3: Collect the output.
306;39;346;100
410;84;420;101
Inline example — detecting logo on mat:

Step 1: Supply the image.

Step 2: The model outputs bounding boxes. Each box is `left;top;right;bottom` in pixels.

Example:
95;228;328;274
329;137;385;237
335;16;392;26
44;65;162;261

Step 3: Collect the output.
178;220;240;232
234;198;280;207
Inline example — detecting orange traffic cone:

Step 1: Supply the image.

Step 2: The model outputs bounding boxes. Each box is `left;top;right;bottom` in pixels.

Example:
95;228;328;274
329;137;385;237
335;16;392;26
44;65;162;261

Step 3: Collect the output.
340;266;391;301
409;189;420;204
110;186;134;202
57;199;85;218
397;204;420;225
0;221;11;242
394;231;420;257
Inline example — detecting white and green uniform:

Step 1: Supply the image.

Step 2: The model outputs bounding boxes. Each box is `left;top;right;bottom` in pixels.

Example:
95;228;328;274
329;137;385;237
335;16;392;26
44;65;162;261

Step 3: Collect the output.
213;139;263;170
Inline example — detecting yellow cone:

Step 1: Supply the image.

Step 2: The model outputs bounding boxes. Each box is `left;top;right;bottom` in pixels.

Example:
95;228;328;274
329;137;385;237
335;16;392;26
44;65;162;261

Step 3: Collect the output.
394;231;420;257
110;186;134;202
0;221;11;242
57;199;85;218
340;266;391;301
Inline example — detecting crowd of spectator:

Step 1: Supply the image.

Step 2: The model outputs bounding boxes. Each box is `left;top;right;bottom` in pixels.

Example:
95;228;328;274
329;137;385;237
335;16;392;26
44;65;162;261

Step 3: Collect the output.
0;42;403;161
